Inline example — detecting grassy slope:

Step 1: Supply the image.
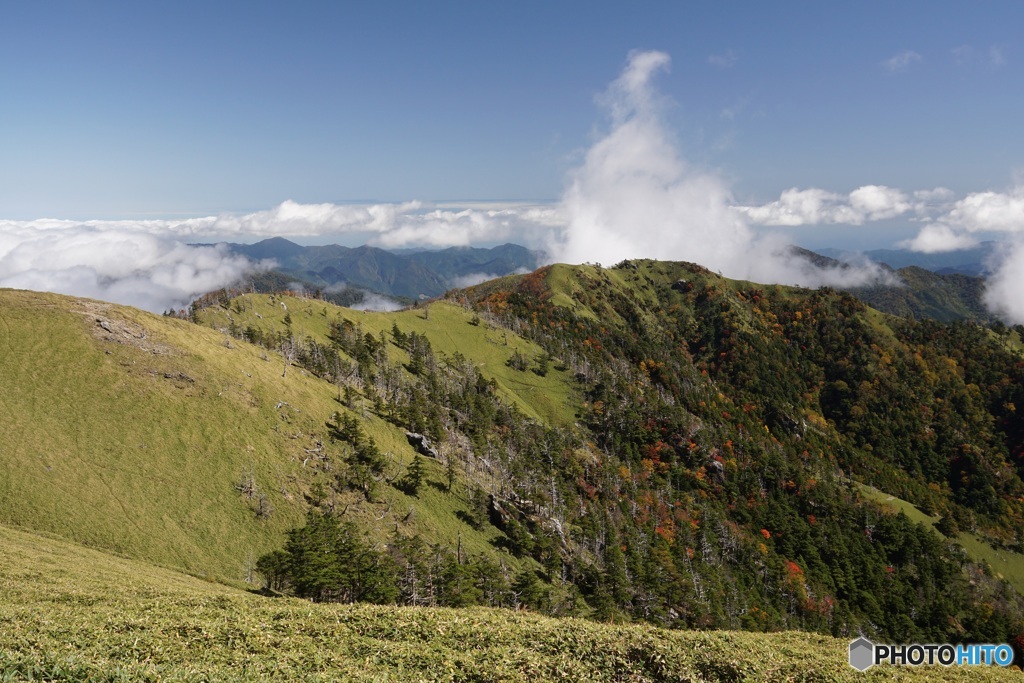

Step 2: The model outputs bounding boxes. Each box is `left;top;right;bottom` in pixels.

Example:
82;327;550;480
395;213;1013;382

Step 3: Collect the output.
858;484;1024;595
0;289;310;579
0;524;1003;683
3;278;1022;679
0;289;517;581
199;293;578;427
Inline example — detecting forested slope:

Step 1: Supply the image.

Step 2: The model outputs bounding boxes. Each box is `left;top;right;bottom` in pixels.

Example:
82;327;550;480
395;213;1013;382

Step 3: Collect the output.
190;261;1024;656
3;254;1024;665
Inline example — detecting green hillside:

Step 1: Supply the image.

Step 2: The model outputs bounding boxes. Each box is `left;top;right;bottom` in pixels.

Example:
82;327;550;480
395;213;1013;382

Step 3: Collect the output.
847;266;991;322
186;264;1024;647
4;256;1024;675
457;261;1024;644
857;483;1024;596
0;289;526;581
0;524;1005;682
195;292;577;427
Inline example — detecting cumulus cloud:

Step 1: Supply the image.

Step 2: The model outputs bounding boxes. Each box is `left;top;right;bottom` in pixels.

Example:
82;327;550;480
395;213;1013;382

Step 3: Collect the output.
207;200;562;248
0;200;562;251
0;202;564;311
551;51;751;271
901;185;1024;254
849;185;913;220
943;187;1024;233
897;184;1024;322
897;223;979;253
548;50;889;289
984;241;1024;323
0;225;260;313
738;185;911;226
883;50;923;73
903;184;1024;323
367;205;561;249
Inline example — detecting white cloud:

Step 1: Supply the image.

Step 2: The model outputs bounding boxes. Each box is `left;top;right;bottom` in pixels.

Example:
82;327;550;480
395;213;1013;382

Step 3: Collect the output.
347;292;404;312
912;187;955;216
952;44;1007;68
0;201;564;312
20;49;1012;313
449;267;531;289
913;188;954;202
900;185;1024;253
216;200;426;237
548;51;888;289
897;223;979;253
943;187;1024;233
883;50;923;73
369;206;561;249
708;49;738;68
738;188;844;226
899;185;1024;321
984;241;1024;324
738;185;911;226
0;201;563;252
551;51;753;272
323;282;404;312
849;185;912;220
0;225;260;313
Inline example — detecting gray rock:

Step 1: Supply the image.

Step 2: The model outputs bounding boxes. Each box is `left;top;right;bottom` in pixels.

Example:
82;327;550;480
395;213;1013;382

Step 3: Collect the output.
405;432;439;459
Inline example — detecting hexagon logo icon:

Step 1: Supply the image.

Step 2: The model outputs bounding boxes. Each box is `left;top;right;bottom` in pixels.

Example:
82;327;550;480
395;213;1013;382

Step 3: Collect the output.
849;637;874;671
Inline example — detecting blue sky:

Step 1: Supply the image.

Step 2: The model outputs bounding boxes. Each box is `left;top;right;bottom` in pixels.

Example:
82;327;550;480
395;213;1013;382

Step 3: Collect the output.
3;1;1024;318
3;2;1021;218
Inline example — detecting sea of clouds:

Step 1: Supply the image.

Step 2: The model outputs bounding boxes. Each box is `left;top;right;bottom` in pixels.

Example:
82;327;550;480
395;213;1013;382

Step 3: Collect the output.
3;51;1024;320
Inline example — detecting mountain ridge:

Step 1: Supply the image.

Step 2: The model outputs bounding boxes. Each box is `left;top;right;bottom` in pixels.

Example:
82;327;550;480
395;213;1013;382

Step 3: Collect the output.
220;237;997;322
3;256;1024;665
818;242;996;276
213;238;541;300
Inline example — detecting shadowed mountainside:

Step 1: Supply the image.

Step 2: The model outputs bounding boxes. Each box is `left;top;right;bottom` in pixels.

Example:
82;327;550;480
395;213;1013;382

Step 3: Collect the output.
221;238;540;299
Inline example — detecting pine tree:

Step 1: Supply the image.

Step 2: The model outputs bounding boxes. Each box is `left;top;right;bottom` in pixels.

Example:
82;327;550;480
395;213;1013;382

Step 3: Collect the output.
283;510;397;604
399;455;425;496
255;549;290;593
391;322;407;348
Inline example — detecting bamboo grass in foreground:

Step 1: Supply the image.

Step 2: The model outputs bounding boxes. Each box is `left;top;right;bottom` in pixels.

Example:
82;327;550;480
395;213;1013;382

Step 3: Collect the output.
0;525;1011;682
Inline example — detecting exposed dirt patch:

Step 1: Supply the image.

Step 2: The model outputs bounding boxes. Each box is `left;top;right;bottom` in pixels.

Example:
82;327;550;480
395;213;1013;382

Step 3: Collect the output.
73;301;177;356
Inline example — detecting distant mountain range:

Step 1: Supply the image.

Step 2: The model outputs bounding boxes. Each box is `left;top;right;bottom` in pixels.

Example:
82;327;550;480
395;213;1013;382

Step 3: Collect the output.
848;266;990;322
216;237;999;322
784;246;991;322
807;244;996;322
818;242;996;276
217;237;541;300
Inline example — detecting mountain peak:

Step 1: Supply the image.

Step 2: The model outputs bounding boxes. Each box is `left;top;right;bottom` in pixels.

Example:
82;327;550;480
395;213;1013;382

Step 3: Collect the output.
233;237;307;261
